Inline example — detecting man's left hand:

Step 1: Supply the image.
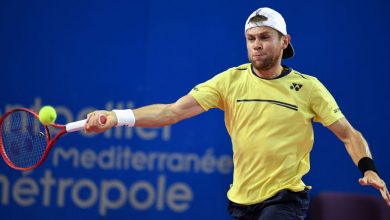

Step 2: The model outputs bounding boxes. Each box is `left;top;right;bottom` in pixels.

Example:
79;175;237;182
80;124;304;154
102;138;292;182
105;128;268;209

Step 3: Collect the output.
359;170;390;206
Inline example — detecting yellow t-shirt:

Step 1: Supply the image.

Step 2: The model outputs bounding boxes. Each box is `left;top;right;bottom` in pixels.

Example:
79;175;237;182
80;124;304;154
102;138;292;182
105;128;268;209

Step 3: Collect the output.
189;63;344;205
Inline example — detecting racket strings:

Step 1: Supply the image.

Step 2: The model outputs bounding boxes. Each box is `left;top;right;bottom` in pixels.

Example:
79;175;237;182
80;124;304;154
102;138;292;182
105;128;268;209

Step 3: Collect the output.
1;111;48;168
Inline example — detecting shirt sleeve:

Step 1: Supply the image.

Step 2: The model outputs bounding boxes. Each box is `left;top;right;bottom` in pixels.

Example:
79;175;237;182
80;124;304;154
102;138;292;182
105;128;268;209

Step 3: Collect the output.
188;72;227;111
310;77;345;126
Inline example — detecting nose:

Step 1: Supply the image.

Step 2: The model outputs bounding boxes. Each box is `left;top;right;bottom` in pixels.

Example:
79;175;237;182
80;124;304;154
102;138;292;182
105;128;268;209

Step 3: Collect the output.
253;39;262;50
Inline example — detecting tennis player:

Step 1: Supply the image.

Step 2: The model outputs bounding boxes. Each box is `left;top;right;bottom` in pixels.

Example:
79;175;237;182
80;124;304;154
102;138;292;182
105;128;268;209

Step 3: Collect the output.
85;7;390;220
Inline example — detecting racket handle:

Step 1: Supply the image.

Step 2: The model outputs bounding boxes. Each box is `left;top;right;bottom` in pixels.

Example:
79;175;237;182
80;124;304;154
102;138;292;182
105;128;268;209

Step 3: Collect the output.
65;119;87;132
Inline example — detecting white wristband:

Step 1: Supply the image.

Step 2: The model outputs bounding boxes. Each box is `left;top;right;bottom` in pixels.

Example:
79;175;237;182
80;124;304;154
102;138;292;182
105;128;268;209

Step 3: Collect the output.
112;109;135;127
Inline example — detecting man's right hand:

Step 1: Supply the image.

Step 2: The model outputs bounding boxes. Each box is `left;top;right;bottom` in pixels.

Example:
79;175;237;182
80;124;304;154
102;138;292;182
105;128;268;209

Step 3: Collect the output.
84;110;117;133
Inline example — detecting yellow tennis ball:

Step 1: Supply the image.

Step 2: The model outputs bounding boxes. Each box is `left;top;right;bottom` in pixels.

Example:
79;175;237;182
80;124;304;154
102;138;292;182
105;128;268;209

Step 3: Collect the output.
38;106;57;125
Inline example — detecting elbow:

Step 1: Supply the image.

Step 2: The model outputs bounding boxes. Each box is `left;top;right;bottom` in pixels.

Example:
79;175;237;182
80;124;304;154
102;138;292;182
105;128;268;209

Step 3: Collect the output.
170;117;181;125
351;128;362;139
340;127;360;145
165;114;180;125
343;128;363;147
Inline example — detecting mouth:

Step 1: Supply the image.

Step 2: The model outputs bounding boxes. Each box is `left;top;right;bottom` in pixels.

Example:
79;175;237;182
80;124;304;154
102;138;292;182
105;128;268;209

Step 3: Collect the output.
252;54;266;60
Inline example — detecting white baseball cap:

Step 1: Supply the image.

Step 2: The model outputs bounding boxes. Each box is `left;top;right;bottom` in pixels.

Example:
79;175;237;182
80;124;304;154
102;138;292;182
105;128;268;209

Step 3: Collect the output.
245;7;294;59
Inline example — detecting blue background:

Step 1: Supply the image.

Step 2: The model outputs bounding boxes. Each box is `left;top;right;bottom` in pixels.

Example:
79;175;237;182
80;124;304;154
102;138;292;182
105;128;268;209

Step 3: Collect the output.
1;0;389;219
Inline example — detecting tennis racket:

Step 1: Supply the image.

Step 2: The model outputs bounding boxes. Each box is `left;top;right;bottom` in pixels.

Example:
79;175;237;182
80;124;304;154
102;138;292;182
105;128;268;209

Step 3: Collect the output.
0;108;103;171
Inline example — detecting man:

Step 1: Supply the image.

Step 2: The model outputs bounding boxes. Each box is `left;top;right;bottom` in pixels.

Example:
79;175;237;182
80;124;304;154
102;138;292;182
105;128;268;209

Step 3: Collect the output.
85;7;390;220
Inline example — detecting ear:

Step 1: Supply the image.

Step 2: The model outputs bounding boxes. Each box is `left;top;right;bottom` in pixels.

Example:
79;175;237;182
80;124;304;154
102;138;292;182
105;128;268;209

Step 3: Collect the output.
282;35;291;49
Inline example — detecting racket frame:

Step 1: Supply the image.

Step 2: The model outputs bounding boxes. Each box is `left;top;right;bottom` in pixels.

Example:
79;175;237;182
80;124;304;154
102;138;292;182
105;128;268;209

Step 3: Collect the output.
0;108;68;170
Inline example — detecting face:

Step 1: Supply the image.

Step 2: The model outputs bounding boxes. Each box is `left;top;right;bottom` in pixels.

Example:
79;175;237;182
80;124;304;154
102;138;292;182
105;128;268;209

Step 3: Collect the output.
245;26;289;71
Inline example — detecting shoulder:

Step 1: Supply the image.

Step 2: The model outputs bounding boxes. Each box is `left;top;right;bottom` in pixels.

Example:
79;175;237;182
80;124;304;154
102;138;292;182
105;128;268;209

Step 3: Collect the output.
286;68;330;96
221;63;250;74
210;63;250;81
289;68;317;81
222;63;251;78
232;63;251;71
289;68;325;87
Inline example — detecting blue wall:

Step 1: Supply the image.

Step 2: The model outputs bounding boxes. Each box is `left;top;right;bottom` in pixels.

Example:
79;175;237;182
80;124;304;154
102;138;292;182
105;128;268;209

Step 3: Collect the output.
1;0;389;219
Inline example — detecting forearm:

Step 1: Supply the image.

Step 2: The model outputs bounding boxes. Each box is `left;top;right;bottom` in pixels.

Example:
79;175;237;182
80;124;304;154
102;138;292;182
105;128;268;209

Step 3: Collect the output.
132;104;178;128
328;118;373;166
85;95;203;132
130;95;204;128
344;129;372;166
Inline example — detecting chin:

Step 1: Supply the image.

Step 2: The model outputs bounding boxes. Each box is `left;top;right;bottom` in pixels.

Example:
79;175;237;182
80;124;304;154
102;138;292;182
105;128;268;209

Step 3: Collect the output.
251;61;267;69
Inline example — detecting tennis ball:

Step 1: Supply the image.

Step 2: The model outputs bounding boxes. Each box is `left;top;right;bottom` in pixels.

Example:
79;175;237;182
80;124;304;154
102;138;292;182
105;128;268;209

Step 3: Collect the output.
38;106;57;125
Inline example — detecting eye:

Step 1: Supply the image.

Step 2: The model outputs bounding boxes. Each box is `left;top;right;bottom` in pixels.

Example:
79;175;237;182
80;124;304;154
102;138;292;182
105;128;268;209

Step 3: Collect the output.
260;35;270;40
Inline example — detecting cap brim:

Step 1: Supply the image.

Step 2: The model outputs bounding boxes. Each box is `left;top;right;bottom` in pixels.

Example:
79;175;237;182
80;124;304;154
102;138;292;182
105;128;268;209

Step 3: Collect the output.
282;43;294;59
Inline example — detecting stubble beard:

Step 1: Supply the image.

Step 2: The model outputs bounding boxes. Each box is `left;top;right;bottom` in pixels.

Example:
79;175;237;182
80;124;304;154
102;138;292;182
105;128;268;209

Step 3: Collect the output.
249;53;278;71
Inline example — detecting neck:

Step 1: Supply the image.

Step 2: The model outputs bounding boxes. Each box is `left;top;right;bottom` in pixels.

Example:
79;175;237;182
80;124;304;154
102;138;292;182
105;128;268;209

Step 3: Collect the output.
253;64;284;79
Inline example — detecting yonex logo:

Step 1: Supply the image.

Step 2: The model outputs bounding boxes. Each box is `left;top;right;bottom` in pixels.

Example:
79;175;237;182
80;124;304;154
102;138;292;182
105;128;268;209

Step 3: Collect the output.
290;83;303;91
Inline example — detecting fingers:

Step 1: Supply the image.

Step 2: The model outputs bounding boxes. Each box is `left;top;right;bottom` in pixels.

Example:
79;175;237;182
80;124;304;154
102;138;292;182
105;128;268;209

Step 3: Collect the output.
85;111;109;133
379;183;390;206
358;177;368;186
372;179;383;189
85;112;96;133
359;173;390;206
359;172;384;189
